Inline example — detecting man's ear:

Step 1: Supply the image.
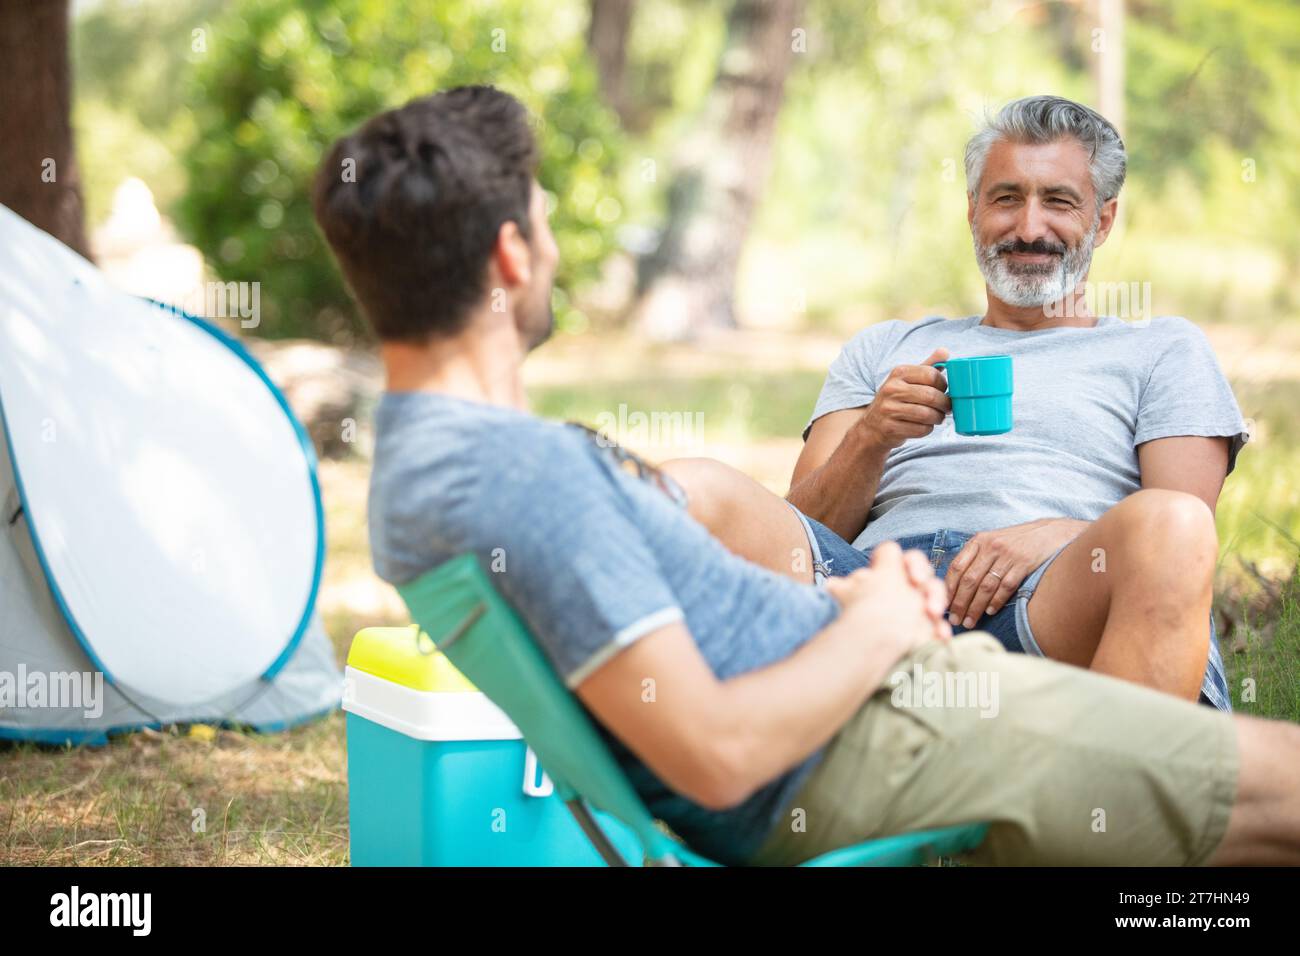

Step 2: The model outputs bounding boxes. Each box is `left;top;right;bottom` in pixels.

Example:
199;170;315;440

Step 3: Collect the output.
494;220;532;288
966;191;976;229
1093;198;1118;248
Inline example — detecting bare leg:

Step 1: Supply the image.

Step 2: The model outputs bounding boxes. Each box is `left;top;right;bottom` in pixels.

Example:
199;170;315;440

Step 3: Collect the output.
1210;716;1300;864
665;467;1216;699
1024;488;1216;700
660;457;815;584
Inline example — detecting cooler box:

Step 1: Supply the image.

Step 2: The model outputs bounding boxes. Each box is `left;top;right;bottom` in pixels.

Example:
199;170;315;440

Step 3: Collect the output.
344;625;640;866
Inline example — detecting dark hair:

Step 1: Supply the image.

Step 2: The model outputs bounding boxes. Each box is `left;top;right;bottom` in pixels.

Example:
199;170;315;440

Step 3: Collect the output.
312;86;539;342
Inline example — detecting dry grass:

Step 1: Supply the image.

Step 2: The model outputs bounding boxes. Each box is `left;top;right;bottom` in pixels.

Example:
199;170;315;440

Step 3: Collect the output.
1;718;348;866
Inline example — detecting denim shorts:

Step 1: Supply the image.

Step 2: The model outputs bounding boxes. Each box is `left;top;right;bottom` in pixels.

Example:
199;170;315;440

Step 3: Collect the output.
787;506;1231;711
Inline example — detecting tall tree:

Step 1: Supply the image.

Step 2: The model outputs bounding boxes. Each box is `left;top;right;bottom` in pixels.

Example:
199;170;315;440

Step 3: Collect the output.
0;0;91;258
634;0;803;340
587;0;637;128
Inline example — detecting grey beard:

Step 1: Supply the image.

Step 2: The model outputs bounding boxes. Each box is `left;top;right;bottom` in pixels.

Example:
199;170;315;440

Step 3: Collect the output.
974;222;1098;309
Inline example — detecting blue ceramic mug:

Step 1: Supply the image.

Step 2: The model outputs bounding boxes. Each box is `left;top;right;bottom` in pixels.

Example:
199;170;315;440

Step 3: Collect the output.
934;355;1013;436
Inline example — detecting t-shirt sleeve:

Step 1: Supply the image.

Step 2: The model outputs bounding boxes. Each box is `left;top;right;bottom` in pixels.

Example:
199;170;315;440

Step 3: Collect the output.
471;436;685;688
803;328;882;440
1135;318;1249;474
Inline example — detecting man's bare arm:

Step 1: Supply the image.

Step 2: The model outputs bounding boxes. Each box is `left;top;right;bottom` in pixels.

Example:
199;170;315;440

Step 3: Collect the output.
1137;435;1230;515
788;408;889;542
788;349;951;541
575;545;949;810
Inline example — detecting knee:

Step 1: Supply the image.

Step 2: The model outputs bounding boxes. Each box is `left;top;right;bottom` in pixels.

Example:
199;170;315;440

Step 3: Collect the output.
659;457;736;529
1115;489;1218;567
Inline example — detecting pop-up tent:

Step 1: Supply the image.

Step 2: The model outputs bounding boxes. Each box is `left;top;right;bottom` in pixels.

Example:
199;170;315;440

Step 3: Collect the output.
0;203;340;744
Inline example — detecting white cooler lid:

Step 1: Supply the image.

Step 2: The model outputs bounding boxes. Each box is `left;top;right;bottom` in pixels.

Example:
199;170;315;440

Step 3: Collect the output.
342;665;522;742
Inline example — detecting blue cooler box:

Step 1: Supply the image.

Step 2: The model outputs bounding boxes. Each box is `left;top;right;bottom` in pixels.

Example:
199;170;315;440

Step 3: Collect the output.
344;625;640;866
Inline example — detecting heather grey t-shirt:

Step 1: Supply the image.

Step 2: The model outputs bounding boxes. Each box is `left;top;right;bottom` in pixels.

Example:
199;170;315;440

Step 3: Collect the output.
806;315;1248;553
369;391;840;865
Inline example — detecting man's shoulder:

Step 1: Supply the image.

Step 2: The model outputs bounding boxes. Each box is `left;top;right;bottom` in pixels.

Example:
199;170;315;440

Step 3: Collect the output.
842;315;973;354
1115;316;1215;361
1093;314;1204;338
367;406;595;583
1144;315;1208;341
376;395;575;464
371;398;584;515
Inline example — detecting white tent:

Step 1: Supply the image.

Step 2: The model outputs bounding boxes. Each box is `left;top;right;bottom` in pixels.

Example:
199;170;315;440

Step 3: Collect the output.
0;204;340;744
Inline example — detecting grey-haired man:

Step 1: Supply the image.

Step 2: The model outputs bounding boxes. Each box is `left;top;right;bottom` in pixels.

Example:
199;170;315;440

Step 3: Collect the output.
785;95;1246;710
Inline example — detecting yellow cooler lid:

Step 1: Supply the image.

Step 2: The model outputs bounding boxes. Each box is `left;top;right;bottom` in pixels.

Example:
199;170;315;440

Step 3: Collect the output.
343;626;521;742
346;625;478;693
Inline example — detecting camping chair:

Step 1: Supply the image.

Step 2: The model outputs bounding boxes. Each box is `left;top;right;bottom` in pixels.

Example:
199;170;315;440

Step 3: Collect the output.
396;554;989;867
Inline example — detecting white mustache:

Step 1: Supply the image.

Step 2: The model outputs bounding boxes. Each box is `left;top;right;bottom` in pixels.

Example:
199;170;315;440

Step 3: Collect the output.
990;244;1066;258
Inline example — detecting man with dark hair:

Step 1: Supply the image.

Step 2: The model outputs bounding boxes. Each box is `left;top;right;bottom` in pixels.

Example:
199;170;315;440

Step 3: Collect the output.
316;87;1300;866
315;85;553;345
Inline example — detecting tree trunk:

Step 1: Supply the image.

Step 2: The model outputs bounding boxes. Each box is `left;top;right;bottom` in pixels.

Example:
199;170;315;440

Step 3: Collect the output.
1095;0;1125;234
634;0;802;341
0;0;91;259
587;0;636;128
1096;0;1126;135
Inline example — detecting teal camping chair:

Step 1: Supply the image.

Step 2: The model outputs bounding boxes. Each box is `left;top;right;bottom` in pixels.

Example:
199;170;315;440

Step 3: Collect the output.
397;554;989;867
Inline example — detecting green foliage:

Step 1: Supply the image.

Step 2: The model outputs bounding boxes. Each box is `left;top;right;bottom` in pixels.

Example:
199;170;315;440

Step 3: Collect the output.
1126;0;1300;184
75;0;227;131
74;98;187;227
176;0;624;340
1123;0;1300;282
73;0;226;224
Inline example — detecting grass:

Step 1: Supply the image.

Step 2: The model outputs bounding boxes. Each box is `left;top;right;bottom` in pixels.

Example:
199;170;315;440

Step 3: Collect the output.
1215;379;1300;573
532;369;829;447
1;717;347;865
1225;566;1300;722
2;328;1296;866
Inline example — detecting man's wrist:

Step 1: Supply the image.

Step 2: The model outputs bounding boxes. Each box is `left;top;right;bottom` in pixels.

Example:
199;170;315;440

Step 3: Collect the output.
848;417;891;465
1037;516;1089;536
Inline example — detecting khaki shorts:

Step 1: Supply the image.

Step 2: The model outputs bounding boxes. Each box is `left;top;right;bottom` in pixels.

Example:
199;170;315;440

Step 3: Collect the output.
750;632;1239;866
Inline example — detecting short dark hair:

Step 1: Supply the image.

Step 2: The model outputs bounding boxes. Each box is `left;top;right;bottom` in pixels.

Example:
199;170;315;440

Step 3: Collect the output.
312;86;539;342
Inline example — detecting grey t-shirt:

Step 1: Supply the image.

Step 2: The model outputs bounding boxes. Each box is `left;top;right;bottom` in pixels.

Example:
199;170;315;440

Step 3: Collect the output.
807;315;1249;552
369;391;839;864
